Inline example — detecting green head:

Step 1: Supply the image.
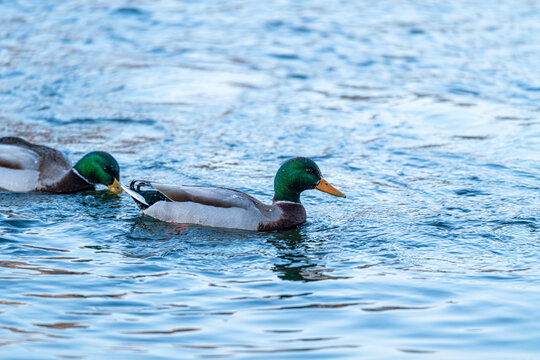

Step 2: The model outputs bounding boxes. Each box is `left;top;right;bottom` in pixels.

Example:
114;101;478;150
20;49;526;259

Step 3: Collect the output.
273;157;345;203
74;151;122;194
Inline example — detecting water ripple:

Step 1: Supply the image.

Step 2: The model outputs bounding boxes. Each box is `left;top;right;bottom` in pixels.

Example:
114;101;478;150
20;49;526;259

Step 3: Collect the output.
1;0;540;359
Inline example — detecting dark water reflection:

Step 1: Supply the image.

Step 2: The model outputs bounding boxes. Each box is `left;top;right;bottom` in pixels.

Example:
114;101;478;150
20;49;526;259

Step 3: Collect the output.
269;228;350;282
1;0;540;359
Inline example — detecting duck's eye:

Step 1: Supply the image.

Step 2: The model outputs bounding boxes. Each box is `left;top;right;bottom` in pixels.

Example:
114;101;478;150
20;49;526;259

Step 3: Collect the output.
305;168;314;174
103;166;111;173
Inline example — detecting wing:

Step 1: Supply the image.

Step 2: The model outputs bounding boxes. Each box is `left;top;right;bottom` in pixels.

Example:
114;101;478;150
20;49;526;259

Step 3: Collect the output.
0;137;71;168
0;137;71;186
0;145;41;191
0;144;41;170
150;182;266;210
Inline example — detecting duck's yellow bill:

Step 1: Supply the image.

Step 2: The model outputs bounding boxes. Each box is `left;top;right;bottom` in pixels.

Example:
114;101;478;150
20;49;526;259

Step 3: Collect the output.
315;178;346;198
108;178;123;194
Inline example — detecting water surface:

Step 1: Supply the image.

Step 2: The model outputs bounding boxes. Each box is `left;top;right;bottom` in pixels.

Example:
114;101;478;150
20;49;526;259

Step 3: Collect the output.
1;0;539;359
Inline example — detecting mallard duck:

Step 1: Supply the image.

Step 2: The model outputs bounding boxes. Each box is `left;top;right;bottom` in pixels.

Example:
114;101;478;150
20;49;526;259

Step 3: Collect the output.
123;157;345;231
0;137;122;194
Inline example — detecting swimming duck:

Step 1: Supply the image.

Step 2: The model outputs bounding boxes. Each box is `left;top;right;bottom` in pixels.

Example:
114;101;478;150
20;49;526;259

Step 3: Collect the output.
123;157;345;231
0;137;122;194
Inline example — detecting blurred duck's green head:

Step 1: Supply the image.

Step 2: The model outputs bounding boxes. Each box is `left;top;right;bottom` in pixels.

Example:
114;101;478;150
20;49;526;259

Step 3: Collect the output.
74;151;122;194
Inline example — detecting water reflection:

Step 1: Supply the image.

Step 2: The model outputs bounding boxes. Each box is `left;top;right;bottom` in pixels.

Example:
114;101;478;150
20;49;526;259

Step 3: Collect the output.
268;228;350;281
124;217;345;282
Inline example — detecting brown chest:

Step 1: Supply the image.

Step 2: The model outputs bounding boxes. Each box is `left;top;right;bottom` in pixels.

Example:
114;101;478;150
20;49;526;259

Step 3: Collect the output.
257;202;306;231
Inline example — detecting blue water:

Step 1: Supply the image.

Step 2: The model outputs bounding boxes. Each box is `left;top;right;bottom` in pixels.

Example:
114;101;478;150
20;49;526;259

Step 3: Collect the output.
1;0;540;358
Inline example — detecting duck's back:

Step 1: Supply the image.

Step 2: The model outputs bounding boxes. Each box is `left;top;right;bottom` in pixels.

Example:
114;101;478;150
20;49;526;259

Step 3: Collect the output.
0;137;71;192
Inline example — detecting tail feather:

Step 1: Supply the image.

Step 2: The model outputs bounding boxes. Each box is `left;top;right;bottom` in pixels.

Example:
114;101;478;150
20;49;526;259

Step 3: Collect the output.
123;180;168;210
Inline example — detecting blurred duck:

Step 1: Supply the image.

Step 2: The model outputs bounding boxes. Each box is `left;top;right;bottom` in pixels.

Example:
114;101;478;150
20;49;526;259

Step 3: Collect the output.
123;157;345;231
0;136;122;194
